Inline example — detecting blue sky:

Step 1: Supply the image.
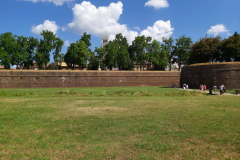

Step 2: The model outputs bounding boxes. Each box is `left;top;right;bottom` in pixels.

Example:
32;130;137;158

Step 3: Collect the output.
0;0;239;62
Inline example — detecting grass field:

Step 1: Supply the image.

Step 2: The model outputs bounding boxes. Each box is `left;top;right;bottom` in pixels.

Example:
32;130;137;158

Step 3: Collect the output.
0;86;239;159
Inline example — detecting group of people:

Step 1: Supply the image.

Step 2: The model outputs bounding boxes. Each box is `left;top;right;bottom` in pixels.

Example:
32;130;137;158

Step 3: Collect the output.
205;84;225;94
171;83;226;94
199;84;207;92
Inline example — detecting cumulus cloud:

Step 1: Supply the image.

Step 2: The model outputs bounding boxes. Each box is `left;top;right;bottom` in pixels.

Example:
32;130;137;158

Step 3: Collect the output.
23;0;74;6
140;20;174;42
62;26;67;31
64;40;70;47
31;20;59;35
145;0;169;9
67;1;173;44
68;1;139;44
207;24;230;37
134;27;140;31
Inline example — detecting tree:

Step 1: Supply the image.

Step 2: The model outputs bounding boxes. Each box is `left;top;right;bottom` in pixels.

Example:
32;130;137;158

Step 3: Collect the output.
88;50;99;70
35;51;45;69
80;32;91;48
24;37;39;69
117;45;131;70
12;36;28;69
64;40;89;70
132;35;152;71
37;30;63;69
75;40;89;68
188;36;222;64
0;47;11;68
114;33;130;70
0;32;16;69
162;37;174;71
53;38;64;62
173;35;192;70
221;32;240;61
150;40;168;70
64;43;77;70
95;46;106;70
104;41;118;70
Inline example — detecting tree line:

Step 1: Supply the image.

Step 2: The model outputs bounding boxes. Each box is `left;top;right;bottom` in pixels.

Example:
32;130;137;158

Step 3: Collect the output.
188;32;240;64
0;30;239;70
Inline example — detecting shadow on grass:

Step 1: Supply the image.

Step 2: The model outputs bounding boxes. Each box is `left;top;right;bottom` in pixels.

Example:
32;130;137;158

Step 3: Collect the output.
158;86;172;88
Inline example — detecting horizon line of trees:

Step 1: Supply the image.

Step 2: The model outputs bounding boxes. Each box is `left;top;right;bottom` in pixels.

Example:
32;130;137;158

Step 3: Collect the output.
0;30;239;71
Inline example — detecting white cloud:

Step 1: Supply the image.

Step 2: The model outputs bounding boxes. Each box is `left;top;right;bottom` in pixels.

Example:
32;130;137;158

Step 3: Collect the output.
207;24;230;37
62;26;67;31
67;1;173;44
140;20;174;42
68;1;139;44
23;0;74;6
145;0;169;9
31;20;60;35
64;40;70;47
134;27;140;31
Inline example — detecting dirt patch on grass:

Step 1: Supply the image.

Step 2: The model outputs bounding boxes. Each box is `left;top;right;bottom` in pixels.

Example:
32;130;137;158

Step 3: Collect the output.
74;100;115;104
169;138;240;159
74;106;128;115
0;98;44;103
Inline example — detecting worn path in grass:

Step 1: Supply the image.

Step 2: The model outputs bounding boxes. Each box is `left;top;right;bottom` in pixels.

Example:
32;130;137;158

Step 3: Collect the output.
177;88;240;96
0;87;239;159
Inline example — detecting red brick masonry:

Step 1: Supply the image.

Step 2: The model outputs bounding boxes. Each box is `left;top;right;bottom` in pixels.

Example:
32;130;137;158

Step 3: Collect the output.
181;62;240;89
0;71;180;89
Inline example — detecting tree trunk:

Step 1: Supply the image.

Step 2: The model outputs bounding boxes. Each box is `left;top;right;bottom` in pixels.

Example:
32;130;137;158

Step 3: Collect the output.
169;62;172;71
178;63;181;71
72;64;74;70
45;62;47;70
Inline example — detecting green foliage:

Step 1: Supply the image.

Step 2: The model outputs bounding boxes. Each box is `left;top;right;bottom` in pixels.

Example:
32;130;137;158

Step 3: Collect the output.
95;46;106;70
88;50;99;70
12;36;29;68
0;32;16;69
24;37;39;69
53;37;64;63
80;32;91;48
37;30;63;70
148;40;168;70
64;40;89;70
132;35;152;71
221;31;240;61
162;37;175;70
104;41;118;70
173;35;192;70
188;36;222;64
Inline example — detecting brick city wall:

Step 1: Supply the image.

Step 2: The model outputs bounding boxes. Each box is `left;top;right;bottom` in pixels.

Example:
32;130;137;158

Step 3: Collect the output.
181;62;240;89
0;71;180;89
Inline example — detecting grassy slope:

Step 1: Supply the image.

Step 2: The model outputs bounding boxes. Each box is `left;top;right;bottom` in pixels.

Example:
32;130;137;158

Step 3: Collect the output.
0;87;239;159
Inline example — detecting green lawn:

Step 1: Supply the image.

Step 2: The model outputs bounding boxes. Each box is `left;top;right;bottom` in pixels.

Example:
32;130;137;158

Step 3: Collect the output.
0;87;239;159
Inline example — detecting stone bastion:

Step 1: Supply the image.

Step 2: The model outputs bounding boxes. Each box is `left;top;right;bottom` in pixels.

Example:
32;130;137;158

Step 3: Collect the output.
181;62;240;89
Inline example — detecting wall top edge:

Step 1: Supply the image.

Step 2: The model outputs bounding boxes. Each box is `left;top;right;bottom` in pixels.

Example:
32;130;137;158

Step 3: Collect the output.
187;62;240;67
0;70;180;73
